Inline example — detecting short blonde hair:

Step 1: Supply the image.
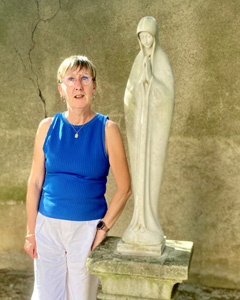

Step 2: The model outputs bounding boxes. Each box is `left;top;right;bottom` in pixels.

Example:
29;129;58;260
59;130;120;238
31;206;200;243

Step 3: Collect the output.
57;55;96;83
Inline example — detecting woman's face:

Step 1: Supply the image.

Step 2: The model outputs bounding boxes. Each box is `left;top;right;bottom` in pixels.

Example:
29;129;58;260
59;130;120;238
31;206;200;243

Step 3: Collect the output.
139;32;154;49
58;66;96;111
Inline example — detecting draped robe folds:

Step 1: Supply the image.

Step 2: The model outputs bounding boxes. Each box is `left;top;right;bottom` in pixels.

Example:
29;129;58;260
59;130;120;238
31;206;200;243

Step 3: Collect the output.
123;17;174;246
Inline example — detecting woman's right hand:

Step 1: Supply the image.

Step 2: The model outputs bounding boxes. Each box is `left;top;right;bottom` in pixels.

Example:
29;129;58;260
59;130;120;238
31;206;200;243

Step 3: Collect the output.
24;118;52;260
24;236;38;259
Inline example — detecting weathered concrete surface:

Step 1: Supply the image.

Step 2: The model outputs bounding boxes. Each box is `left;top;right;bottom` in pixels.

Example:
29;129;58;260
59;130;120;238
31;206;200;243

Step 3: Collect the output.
87;237;193;300
117;239;166;256
1;268;240;300
1;269;240;300
0;0;240;290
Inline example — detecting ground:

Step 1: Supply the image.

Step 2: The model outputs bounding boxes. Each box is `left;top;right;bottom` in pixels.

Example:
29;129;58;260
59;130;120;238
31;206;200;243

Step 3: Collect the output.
0;269;239;300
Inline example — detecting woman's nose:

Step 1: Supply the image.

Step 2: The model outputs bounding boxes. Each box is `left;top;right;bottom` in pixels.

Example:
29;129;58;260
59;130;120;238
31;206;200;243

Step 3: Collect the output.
75;79;83;89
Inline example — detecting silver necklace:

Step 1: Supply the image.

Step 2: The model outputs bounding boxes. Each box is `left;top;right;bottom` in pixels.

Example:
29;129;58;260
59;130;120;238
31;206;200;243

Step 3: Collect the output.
69;116;90;138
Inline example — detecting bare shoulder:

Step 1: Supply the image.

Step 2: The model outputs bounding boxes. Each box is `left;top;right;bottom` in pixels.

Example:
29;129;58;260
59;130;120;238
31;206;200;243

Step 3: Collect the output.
105;120;124;156
37;117;53;134
105;120;120;135
38;117;53;129
105;120;123;144
35;117;53;144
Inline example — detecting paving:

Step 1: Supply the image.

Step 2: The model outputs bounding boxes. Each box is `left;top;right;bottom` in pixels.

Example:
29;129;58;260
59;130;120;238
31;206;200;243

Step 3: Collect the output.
0;269;239;300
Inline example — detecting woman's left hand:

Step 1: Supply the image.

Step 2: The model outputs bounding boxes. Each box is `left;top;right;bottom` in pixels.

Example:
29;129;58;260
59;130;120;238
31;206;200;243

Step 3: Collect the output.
90;120;132;251
91;230;107;251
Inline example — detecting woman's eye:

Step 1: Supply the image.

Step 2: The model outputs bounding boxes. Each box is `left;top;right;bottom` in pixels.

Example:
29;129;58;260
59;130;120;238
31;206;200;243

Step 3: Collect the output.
68;77;75;82
82;76;89;82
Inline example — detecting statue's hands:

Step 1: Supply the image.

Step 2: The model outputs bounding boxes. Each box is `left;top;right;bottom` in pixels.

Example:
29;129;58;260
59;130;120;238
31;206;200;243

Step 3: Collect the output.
143;56;152;84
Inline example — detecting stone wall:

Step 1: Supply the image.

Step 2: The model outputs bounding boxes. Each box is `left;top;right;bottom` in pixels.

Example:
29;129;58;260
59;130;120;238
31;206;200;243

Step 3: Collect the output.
0;0;239;289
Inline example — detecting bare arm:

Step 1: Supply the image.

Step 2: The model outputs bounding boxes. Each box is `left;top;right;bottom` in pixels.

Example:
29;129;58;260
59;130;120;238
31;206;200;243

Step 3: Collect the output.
24;118;52;258
91;120;132;250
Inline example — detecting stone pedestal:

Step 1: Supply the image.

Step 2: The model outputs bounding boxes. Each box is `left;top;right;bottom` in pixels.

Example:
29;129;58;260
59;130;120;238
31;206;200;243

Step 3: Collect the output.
117;238;166;256
87;237;193;300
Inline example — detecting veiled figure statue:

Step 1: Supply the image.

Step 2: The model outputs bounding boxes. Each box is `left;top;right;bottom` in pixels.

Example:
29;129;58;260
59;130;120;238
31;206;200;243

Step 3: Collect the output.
122;16;174;247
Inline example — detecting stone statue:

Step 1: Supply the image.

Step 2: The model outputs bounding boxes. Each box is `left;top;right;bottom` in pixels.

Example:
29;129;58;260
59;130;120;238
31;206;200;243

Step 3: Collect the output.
122;16;174;250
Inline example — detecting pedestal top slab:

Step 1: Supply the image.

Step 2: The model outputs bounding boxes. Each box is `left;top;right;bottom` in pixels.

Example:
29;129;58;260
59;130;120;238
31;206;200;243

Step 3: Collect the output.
87;237;193;280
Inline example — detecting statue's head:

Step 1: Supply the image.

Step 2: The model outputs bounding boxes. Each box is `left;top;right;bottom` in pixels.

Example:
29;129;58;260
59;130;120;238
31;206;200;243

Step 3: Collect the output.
137;16;158;38
138;32;154;49
136;16;158;54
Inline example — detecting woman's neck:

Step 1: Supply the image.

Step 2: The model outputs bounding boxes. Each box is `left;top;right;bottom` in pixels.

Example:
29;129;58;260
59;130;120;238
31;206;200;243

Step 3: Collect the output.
65;108;95;125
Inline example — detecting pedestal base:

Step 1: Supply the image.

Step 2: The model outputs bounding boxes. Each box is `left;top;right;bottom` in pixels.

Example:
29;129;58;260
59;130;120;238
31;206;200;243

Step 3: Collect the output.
117;238;166;256
87;237;193;300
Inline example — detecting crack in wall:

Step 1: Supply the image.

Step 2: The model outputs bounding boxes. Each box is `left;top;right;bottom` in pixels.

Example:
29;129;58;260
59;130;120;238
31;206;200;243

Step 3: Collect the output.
14;48;36;89
27;0;62;118
15;46;48;118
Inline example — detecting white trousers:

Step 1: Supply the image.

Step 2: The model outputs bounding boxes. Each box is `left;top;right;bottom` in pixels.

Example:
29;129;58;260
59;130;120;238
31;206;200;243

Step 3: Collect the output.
31;213;99;300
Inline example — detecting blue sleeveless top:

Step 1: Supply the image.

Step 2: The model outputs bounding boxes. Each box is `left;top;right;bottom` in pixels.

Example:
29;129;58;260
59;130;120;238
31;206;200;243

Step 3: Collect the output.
38;113;110;221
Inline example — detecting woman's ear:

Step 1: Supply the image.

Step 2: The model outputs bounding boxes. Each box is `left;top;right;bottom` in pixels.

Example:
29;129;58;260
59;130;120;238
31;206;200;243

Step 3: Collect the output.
93;81;97;92
58;83;64;98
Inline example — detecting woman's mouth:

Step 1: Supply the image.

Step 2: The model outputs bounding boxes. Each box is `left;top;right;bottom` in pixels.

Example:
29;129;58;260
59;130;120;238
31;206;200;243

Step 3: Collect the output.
74;95;84;99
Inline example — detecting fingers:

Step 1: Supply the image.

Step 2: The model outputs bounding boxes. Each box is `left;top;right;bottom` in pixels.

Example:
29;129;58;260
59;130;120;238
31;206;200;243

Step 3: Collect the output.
24;238;38;259
91;230;106;251
32;248;38;259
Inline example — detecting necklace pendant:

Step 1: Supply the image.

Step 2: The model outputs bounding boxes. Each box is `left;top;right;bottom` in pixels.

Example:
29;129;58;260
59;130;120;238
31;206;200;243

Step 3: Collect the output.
75;133;78;138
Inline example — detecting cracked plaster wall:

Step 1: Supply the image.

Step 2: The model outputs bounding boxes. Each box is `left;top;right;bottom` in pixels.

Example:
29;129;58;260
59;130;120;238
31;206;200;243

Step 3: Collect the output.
0;0;240;290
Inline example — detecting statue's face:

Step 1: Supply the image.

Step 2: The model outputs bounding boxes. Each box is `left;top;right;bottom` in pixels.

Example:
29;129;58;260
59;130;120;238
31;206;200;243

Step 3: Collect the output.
139;32;154;49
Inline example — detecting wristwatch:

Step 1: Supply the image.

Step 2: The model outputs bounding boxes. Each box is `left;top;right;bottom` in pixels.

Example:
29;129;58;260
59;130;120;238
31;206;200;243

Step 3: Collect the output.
97;220;110;232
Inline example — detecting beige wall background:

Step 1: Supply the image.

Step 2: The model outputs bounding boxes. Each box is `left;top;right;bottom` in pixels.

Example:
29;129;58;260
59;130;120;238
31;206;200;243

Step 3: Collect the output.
0;0;239;290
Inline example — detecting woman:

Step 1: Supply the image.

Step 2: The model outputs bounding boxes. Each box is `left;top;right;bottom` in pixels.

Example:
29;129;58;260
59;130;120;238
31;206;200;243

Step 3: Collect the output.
24;55;131;300
122;16;174;246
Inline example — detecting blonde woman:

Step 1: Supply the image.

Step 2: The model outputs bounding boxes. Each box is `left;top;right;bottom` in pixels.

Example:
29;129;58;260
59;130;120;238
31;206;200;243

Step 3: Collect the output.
24;55;131;300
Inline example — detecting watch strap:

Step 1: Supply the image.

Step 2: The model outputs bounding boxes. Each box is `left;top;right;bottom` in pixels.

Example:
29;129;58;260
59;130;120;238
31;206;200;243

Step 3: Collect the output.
97;220;110;232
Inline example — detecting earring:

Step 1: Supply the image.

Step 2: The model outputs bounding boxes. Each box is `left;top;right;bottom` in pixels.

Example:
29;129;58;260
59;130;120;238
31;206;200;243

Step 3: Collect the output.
92;93;96;101
60;95;65;102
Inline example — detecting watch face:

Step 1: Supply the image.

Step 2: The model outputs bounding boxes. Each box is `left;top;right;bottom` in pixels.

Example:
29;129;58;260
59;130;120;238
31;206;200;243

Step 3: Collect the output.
97;221;104;229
